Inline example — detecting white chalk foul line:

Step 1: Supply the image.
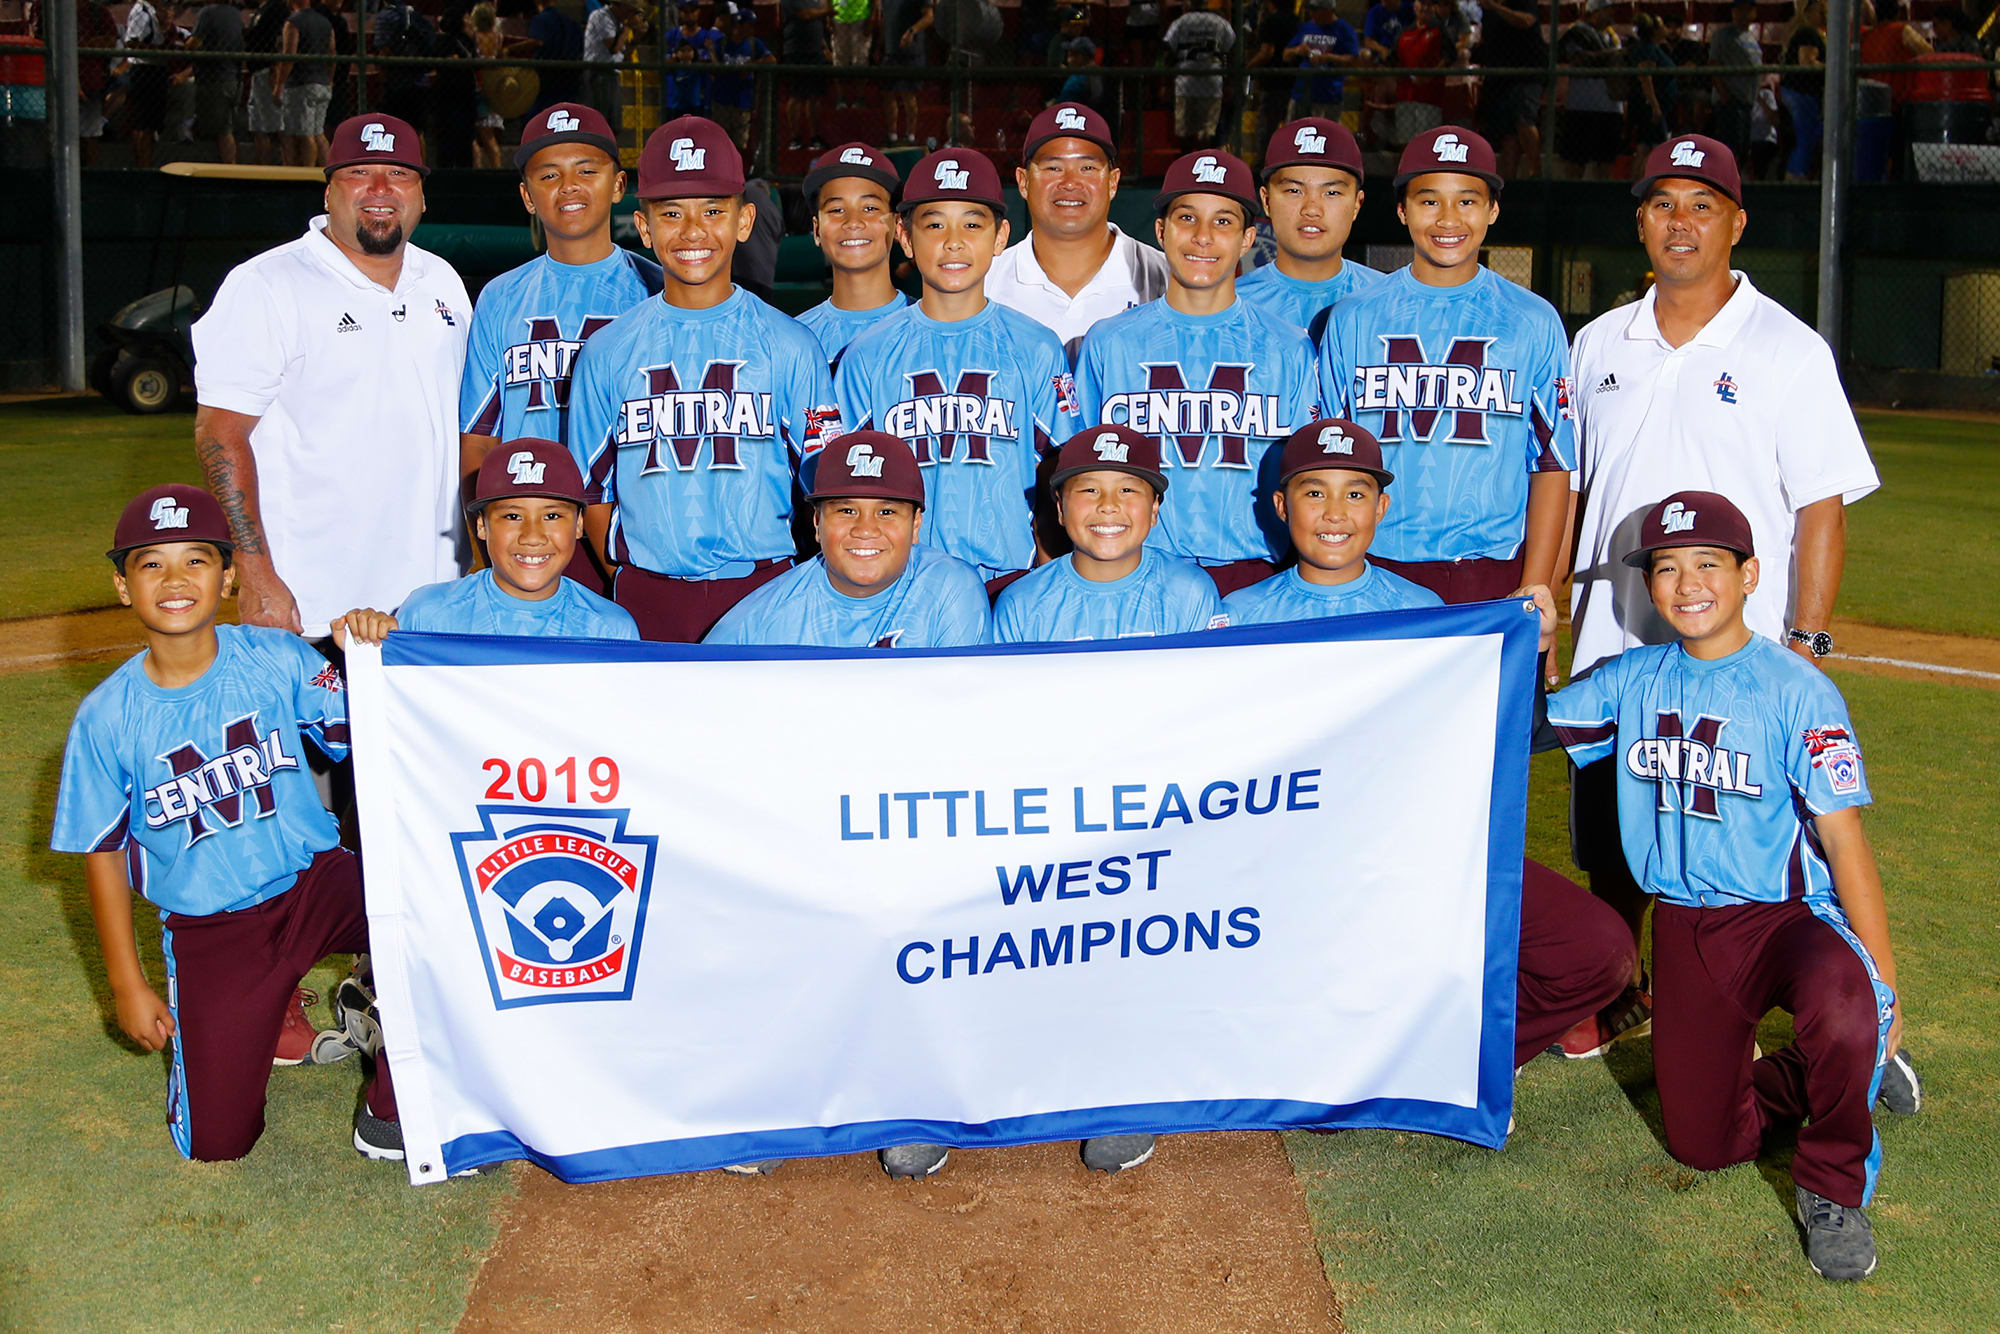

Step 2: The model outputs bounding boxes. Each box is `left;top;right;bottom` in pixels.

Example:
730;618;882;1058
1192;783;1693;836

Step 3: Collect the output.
1830;653;2000;682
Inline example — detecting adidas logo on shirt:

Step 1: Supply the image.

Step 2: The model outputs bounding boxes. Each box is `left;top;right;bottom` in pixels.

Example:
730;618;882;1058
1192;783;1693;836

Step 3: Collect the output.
337;312;362;333
1594;372;1618;394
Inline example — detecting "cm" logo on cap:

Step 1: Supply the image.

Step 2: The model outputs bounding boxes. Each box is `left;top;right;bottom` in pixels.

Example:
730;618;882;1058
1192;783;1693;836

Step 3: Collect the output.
845;442;885;477
1317;424;1353;455
506;452;547;486
547;109;580;132
1294;125;1327;154
839;146;873;165
670;137;706;171
1192;155;1227;183
1670;140;1706;167
1092;431;1129;462
934;158;970;189
150;497;190;530
361;122;396;152
1055;106;1086;130
1433;133;1469;163
1661;501;1697;533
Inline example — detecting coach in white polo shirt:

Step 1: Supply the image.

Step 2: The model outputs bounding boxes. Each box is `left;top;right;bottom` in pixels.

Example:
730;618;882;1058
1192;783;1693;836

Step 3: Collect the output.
1564;134;1878;956
192;113;471;643
983;103;1170;352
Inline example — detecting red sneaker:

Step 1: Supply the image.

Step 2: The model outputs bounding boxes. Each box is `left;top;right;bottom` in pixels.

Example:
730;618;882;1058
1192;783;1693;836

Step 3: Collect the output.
273;986;325;1067
1550;984;1654;1059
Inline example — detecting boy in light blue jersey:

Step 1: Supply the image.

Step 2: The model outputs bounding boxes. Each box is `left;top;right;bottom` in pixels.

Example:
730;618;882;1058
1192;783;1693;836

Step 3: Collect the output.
564;116;845;643
52;486;399;1164
1236;119;1387;341
794;142;910;362
1075;149;1320;596
834;148;1079;592
333;439;639;645
1224;417;1441;624
1532;490;1918;1283
995;424;1226;644
1318;125;1576;604
706;430;990;651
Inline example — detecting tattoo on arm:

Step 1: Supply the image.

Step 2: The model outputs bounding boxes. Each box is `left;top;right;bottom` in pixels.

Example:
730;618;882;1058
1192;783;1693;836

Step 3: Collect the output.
195;431;269;556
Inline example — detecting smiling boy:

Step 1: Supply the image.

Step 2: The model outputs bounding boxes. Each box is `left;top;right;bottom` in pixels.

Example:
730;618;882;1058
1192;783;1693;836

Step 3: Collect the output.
795;142;909;361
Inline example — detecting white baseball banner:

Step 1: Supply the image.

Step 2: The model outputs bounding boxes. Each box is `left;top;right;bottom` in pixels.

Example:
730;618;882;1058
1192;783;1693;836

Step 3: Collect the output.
347;600;1537;1184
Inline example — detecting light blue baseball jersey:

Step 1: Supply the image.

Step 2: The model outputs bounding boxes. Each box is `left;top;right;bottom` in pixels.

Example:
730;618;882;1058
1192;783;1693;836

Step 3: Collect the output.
1318;265;1576;564
704;545;992;648
993;549;1228;643
1223;559;1442;625
459;247;663;440
51;625;348;918
1076;299;1320;566
398;568;640;639
797;293;911;363
834;301;1079;582
1548;634;1873;911
565;287;844;579
1235;258;1388;344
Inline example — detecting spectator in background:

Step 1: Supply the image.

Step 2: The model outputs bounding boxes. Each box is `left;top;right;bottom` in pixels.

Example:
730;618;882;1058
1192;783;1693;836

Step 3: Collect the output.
273;0;332;166
1669;11;1713;133
712;3;774;152
1125;0;1164;66
1931;6;1980;52
1558;0;1626;179
1709;0;1763;160
665;7;723;114
471;2;506;167
883;0;934;145
432;3;478;168
1858;0;1931;109
1627;11;1676;168
1361;0;1411;59
1780;0;1825;181
1394;0;1459;116
1475;0;1546;178
1165;0;1237;150
1055;36;1103;108
831;0;873;108
75;0;120;166
585;0;641;133
782;0;833;150
315;0;355;126
244;0;289;163
184;0;243;163
119;0;172;168
522;0;584;112
1244;0;1299;168
1283;0;1362;122
374;0;436;136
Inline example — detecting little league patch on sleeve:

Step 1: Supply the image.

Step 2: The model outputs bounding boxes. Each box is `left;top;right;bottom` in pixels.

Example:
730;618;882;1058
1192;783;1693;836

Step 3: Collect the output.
1053;371;1079;417
1803;725;1864;795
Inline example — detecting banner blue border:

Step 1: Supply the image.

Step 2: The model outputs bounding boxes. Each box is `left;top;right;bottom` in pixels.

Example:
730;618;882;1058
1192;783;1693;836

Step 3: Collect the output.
380;599;1539;1179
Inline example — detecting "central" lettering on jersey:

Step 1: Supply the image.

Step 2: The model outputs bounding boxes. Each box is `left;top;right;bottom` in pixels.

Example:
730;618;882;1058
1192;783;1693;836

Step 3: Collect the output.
504;315;617;410
144;714;299;845
883;369;1015;464
1351;334;1522;445
1625;712;1762;818
620;361;774;471
1101;364;1277;468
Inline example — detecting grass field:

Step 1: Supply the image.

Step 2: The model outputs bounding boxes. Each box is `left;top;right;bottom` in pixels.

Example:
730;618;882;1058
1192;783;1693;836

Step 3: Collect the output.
1;399;1994;1331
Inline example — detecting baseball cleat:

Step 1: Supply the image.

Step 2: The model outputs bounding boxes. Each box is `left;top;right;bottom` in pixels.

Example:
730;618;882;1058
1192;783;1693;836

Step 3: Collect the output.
273;987;333;1066
1547;983;1654;1059
719;1160;782;1176
879;1144;950;1179
1080;1134;1155;1174
334;973;383;1060
1876;1048;1922;1115
354;1108;406;1162
308;1027;359;1064
1796;1186;1877;1280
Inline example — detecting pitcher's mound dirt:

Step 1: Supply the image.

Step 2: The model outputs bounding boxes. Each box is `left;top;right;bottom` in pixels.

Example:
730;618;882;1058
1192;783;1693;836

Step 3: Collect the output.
457;1132;1340;1334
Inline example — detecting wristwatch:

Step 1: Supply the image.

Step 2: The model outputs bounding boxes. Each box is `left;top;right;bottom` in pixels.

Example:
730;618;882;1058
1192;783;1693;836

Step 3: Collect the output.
1787;628;1835;658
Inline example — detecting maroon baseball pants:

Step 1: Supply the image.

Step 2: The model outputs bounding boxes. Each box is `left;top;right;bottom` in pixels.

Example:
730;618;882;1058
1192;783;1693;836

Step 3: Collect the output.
1517;858;1638;1067
160;846;393;1162
612;559;793;643
1651;899;1888;1207
1370;554;1525;604
1201;557;1278;597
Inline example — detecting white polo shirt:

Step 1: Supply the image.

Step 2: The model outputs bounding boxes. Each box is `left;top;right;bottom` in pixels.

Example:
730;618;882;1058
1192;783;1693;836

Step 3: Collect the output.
1567;272;1879;676
983;224;1171;350
193;217;471;638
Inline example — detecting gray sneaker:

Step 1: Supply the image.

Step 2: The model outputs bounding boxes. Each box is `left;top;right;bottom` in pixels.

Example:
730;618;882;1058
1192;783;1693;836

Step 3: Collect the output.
1877;1048;1922;1115
1080;1134;1155;1173
1796;1186;1878;1280
879;1144;950;1178
719;1160;782;1176
354;1108;405;1162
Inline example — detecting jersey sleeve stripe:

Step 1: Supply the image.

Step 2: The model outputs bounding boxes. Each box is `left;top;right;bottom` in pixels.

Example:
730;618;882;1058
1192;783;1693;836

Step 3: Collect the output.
88;810;130;854
467;384;503;437
1550;718;1616;747
1529;401;1566;471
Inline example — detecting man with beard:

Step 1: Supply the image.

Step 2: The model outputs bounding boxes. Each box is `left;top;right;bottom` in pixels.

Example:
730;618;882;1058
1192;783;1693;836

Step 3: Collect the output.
191;114;471;660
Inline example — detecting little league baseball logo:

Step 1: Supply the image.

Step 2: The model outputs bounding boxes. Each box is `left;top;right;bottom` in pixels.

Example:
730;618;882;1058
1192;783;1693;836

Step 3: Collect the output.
452;805;659;1008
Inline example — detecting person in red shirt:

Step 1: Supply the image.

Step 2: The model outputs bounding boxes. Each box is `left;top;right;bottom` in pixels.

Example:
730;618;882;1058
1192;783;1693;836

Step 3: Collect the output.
1394;0;1457;109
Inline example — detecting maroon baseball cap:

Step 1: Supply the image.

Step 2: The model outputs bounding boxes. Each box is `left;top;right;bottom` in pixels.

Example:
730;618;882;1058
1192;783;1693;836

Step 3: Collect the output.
1276;418;1394;487
514;102;621;171
1048;424;1169;496
809;431;926;507
802;141;901;205
1022;103;1120;164
108;484;234;564
1263;118;1364;183
637;116;745;200
1633;134;1743;205
899;147;1006;213
468;439;589;512
1623;491;1756;568
1393;125;1503;194
326;115;427;178
1156;149;1260;217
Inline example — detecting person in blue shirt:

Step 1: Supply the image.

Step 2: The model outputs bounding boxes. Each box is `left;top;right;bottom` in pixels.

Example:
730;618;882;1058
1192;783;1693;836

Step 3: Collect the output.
1531;490;1919;1283
52;485;398;1164
795;142;910;363
834;148;1079;595
565;117;845;643
996;424;1226;645
663;9;724;113
1282;0;1362;120
1075;149;1320;596
334;439;640;644
460;103;663;595
706;430;991;651
709;4;774;153
1237;119;1388;341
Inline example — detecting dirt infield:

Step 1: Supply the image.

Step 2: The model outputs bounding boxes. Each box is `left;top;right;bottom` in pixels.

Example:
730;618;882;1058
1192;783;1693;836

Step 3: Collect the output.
456;1134;1340;1334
